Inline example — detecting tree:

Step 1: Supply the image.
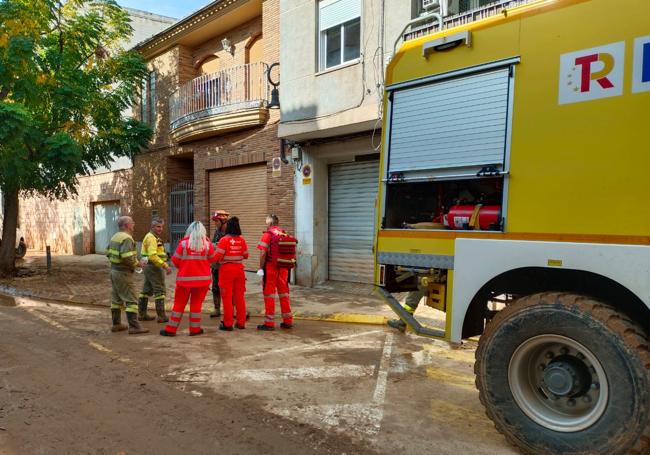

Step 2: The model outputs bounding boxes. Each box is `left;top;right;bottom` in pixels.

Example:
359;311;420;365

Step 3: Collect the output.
0;0;151;276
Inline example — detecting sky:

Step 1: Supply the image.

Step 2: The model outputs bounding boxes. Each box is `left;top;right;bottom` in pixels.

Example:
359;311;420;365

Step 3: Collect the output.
116;0;213;20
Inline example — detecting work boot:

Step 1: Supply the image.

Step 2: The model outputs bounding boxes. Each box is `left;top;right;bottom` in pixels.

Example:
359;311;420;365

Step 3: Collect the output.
257;324;275;331
110;309;127;333
387;319;406;332
219;322;233;332
189;328;205;337
138;297;155;322
155;299;168;323
127;312;149;335
209;294;221;318
280;322;293;330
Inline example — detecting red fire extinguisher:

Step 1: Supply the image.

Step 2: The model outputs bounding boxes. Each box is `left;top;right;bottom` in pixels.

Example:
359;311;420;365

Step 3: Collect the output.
443;205;501;230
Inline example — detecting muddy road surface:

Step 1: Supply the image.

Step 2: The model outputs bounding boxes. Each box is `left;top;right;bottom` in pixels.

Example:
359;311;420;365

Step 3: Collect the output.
0;298;515;454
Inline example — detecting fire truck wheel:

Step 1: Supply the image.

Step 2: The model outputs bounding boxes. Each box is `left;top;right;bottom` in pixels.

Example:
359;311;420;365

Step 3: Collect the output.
475;292;650;455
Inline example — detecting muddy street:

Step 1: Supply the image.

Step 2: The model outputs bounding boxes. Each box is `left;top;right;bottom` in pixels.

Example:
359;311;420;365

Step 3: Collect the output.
0;298;515;454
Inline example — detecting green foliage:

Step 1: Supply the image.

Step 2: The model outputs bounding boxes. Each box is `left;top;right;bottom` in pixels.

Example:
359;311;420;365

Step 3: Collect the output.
0;0;152;199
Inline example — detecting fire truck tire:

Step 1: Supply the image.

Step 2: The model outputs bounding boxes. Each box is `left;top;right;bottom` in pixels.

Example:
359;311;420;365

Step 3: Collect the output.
475;292;650;455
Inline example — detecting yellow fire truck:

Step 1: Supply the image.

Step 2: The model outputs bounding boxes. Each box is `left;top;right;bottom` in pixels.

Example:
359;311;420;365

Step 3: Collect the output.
375;0;649;453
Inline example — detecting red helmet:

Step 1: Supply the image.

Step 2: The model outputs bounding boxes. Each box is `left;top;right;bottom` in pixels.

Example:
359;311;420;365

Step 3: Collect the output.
211;209;230;221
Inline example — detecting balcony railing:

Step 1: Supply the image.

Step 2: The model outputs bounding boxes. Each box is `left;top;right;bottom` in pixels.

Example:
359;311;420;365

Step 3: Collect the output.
169;62;270;134
404;0;540;42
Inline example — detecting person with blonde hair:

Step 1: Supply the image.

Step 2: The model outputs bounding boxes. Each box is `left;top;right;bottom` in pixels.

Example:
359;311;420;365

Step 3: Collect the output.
160;221;217;337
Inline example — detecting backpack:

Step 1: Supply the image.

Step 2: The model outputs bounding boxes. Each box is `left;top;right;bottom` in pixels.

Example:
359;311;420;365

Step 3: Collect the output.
267;229;298;269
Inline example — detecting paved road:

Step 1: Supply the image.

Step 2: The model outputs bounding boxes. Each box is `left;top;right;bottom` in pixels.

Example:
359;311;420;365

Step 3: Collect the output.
0;298;516;454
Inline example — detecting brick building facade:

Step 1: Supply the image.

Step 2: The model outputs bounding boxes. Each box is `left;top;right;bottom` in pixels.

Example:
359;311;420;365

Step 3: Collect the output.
133;0;291;270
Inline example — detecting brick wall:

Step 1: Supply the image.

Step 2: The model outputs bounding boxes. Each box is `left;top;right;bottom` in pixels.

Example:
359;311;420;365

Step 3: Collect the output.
192;17;263;69
19;170;133;254
131;149;170;241
188;121;294;237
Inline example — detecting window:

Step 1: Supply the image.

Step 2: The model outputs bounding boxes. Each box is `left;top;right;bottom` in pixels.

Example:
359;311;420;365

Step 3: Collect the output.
319;0;361;71
140;71;156;126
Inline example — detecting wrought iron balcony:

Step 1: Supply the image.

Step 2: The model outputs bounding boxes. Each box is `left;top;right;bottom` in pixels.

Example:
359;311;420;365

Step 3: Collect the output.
169;62;270;143
404;0;540;42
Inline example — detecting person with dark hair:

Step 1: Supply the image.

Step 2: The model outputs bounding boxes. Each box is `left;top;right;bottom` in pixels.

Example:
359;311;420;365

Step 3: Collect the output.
214;216;249;331
209;209;229;318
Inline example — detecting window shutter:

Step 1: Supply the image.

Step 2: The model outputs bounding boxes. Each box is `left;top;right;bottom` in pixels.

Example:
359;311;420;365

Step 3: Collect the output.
319;0;361;31
388;68;511;173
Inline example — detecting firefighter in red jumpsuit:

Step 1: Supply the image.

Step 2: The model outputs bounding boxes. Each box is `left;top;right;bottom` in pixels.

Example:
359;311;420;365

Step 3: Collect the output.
160;221;217;337
256;214;293;331
214;216;249;331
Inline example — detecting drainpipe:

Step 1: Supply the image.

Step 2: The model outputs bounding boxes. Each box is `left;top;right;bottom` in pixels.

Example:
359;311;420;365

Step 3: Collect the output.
392;9;443;59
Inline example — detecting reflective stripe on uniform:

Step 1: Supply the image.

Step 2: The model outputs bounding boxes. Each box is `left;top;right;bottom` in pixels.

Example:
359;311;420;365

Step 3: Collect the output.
175;255;210;260
190;312;201;319
168;319;181;327
171;311;183;319
264;315;275;322
215;247;226;254
263;294;274;299
223;255;243;261
278;293;290;298
121;251;136;258
404;303;416;314
189;321;201;327
258;241;269;249
176;276;212;282
281;312;292;318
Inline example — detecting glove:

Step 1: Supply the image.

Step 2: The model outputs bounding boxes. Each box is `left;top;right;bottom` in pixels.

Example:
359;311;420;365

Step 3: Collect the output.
256;269;264;277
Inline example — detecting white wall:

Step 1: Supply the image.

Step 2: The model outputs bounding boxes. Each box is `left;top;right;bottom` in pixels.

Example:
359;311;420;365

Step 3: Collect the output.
278;0;413;140
294;135;378;285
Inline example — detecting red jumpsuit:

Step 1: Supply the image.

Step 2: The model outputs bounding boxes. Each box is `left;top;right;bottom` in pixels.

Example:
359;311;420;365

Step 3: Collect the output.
214;235;249;328
165;236;217;335
257;226;293;328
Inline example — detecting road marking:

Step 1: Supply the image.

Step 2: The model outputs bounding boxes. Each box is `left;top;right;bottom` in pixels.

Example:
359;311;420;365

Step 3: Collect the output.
177;329;384;374
170;364;375;383
87;340;133;364
25;308;69;331
372;332;393;405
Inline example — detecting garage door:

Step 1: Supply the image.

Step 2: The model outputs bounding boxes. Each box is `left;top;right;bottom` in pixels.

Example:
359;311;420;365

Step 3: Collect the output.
94;201;120;254
328;160;379;283
209;164;268;271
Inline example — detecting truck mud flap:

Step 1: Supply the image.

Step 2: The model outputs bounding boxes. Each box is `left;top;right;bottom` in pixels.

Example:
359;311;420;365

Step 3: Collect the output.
376;287;445;339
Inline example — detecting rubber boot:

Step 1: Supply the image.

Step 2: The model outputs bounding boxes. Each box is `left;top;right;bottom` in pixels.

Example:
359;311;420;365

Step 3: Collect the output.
127;312;149;335
155;298;168;323
387;319;406;332
110;309;128;332
209;294;221;319
138;297;155;321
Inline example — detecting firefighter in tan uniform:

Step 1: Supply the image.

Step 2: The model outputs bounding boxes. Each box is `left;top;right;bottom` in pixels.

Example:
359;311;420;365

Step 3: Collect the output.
106;216;148;334
139;217;172;323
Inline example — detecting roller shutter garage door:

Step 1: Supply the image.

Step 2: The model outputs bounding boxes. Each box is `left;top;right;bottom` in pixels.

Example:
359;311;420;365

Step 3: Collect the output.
209;164;267;271
328;160;379;283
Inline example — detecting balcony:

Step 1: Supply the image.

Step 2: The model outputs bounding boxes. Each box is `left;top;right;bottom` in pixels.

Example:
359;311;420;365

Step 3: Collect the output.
169;62;270;143
404;0;540;42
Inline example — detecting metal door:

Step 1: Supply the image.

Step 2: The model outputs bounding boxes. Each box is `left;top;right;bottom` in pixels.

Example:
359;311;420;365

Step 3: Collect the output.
328;160;379;283
209;165;267;271
94;202;120;254
169;182;194;254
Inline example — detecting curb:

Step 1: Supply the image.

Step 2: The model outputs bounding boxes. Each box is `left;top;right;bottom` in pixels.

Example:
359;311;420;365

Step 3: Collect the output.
0;292;17;307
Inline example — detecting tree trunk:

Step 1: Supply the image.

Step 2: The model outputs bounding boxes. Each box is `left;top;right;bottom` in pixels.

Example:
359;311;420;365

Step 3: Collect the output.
0;188;19;277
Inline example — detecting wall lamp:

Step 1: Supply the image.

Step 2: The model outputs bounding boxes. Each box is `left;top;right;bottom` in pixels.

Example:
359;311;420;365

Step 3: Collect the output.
221;37;234;55
267;62;280;109
280;139;303;170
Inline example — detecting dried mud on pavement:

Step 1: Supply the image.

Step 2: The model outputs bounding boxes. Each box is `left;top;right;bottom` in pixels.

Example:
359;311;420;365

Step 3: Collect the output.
0;298;515;455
